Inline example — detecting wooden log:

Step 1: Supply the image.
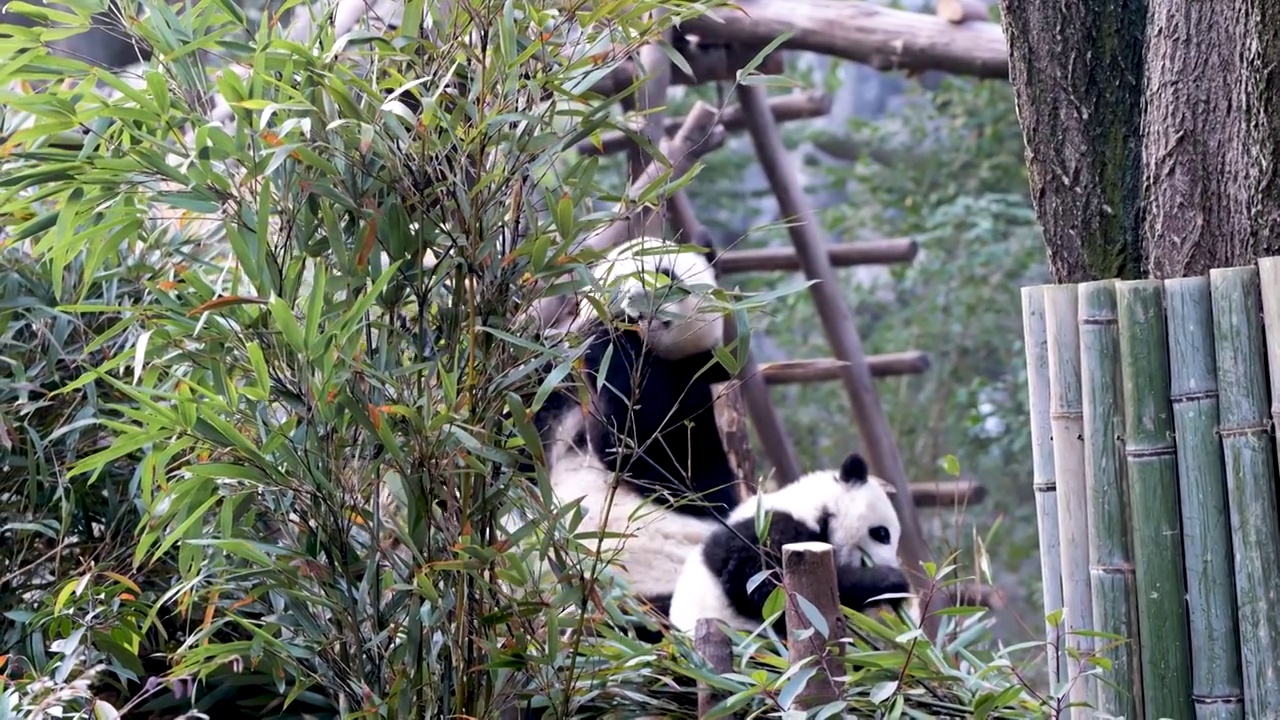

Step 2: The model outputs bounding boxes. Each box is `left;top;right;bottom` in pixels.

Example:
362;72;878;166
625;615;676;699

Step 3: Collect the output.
588;41;786;97
1078;279;1141;719
736;84;934;631
758;352;930;385
1020;285;1067;688
935;0;990;24
1116;280;1193;719
577;91;832;157
716;238;918;275
1209;265;1280;719
1165;276;1245;720
683;0;1009;80
1042;284;1093;714
907;478;986;508
781;542;844;709
694;619;734;717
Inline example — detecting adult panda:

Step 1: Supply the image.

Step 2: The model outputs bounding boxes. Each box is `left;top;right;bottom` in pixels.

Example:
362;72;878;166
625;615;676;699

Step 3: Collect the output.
516;236;742;634
668;451;920;635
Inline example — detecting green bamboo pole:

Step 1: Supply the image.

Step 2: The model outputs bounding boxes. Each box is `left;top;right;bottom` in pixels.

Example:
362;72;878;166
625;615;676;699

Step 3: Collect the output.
1077;279;1141;718
1115;279;1193;720
1164;276;1245;720
1043;284;1093;713
1210;265;1280;718
1022;285;1068;688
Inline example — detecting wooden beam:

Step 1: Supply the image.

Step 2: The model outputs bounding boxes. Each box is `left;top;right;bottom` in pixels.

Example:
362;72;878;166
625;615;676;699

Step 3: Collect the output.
577;91;832;158
683;0;1008;80
716;238;918;274
588;41;786;97
758;353;931;384
735;83;936;630
908;478;987;507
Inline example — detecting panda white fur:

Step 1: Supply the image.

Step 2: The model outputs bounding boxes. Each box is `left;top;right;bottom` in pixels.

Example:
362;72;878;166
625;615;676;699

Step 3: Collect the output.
668;451;919;635
517;237;741;629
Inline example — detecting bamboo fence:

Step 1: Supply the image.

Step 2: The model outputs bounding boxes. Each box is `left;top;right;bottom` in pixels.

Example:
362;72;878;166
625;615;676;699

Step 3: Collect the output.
1023;256;1280;719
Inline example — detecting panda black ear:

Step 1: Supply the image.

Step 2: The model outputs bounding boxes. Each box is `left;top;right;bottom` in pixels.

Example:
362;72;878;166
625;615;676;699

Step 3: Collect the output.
838;453;869;485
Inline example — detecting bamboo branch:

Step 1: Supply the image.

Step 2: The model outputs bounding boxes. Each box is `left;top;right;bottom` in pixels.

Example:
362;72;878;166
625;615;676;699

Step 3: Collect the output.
683;0;1008;80
577;91;832;157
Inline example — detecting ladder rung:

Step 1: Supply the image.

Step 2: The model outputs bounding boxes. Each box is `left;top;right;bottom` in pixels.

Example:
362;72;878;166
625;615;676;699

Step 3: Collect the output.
758;352;930;385
908;478;986;508
716;238;917;275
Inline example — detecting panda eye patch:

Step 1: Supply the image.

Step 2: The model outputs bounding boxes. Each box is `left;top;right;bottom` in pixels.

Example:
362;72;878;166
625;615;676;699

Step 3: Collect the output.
869;526;891;545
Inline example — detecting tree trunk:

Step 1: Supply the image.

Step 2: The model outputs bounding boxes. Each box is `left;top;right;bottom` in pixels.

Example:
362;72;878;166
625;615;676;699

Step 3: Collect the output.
998;0;1280;282
997;0;1147;283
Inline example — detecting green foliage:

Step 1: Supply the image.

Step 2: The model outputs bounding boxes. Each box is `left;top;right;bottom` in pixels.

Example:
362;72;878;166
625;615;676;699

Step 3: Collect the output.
0;0;1069;717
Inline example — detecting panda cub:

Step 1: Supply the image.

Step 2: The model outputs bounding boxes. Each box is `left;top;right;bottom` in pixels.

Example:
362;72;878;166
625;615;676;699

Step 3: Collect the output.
668;452;917;635
516;237;741;624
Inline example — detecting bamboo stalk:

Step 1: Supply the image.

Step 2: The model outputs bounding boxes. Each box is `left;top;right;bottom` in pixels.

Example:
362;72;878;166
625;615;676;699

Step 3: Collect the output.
1209;265;1280;718
1260;256;1280;463
1021;284;1067;688
1115;279;1193;719
1078;280;1141;718
1165;276;1245;720
1043;284;1092;711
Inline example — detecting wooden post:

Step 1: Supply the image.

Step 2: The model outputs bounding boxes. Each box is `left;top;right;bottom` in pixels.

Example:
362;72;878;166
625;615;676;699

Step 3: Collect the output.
694;619;734;717
1020;285;1067;688
1116;279;1193;719
1078;280;1141;719
1042;284;1093;714
1165;276;1245;720
735;84;933;625
1209;265;1280;718
781;541;844;710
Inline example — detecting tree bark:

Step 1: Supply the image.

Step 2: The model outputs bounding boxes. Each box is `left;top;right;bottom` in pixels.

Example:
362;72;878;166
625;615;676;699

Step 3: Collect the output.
997;0;1147;283
1001;0;1280;282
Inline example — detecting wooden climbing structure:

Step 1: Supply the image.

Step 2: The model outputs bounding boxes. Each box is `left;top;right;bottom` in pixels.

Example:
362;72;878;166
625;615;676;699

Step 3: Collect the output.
543;7;1007;617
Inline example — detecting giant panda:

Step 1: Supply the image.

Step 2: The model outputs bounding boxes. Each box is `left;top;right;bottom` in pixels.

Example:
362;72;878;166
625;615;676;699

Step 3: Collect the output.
511;237;742;633
668;451;919;636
